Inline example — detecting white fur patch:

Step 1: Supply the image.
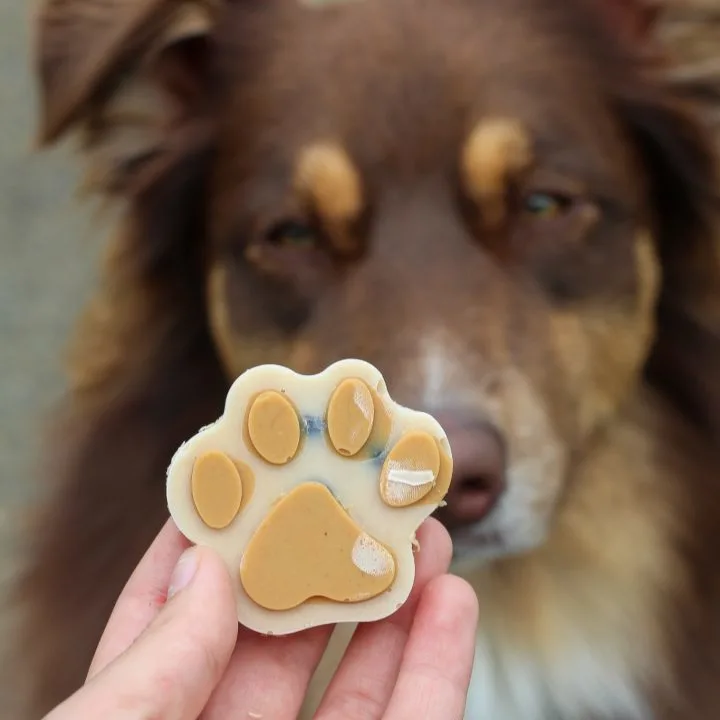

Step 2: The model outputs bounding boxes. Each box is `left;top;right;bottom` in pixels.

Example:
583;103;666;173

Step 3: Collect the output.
464;632;652;720
452;443;564;562
417;329;501;413
447;366;566;561
419;333;455;409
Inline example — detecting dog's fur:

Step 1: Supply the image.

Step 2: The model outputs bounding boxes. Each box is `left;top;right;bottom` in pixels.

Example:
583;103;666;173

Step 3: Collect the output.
8;0;720;718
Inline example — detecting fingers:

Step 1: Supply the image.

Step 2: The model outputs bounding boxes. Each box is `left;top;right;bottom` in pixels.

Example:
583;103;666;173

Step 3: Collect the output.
88;518;191;678
314;517;453;720
45;513;474;720
200;612;335;718
201;518;452;720
383;574;479;720
45;545;239;720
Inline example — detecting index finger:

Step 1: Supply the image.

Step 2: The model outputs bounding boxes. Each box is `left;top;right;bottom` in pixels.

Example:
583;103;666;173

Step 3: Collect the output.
87;517;190;678
384;574;479;720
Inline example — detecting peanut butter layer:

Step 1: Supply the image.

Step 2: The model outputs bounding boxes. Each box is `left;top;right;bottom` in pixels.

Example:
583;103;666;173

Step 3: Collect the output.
240;482;396;611
191;451;248;529
327;378;375;456
247;390;301;465
380;431;441;508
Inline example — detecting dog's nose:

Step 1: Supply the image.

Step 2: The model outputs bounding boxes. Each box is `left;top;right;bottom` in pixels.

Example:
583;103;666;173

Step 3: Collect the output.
432;411;506;529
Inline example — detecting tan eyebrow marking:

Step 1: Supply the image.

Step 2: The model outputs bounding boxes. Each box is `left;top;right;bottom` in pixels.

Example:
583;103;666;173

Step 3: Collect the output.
294;142;364;254
634;229;661;320
461;118;533;228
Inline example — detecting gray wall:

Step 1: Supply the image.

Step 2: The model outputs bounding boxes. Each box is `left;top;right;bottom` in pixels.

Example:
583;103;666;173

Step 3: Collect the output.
0;2;103;711
0;5;101;511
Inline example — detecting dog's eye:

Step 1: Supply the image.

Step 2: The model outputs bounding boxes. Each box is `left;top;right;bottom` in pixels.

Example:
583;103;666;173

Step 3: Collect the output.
523;192;573;219
266;220;317;248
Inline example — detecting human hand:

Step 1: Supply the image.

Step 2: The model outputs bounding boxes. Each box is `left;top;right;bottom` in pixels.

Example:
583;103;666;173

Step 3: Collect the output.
44;516;479;720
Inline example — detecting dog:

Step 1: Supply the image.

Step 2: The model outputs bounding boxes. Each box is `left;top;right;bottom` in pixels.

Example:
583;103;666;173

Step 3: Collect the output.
8;0;720;717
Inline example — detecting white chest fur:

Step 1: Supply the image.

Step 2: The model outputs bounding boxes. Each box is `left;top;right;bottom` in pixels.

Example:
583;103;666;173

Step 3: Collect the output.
462;622;653;720
454;401;683;720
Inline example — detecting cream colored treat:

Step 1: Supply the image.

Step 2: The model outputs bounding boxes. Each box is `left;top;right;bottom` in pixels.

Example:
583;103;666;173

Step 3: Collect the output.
166;358;453;635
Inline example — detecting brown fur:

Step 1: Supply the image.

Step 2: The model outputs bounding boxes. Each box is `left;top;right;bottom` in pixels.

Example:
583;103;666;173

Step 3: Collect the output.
8;0;720;718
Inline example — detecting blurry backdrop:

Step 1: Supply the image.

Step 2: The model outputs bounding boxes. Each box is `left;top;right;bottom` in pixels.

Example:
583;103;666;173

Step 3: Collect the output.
0;0;717;715
0;1;103;712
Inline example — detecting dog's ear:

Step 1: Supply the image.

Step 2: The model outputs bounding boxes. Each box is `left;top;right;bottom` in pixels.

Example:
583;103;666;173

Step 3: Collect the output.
594;0;662;52
12;7;229;714
616;68;720;438
657;4;720;143
34;0;219;193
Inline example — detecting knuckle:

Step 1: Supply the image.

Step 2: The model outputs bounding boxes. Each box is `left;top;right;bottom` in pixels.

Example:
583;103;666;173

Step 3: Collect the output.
321;685;387;720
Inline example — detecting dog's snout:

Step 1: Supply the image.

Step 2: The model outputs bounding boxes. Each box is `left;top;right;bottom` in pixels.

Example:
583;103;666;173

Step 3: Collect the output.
433;411;506;529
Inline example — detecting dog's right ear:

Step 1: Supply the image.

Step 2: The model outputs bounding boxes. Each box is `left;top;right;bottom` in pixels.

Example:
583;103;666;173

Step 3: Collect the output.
34;0;221;193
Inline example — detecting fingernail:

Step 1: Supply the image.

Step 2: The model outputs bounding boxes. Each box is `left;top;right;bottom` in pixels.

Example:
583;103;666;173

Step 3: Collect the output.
168;547;199;599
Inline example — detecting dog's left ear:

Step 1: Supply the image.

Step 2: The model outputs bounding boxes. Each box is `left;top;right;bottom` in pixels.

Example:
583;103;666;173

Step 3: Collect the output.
612;46;720;437
594;0;662;53
34;0;220;194
584;0;720;437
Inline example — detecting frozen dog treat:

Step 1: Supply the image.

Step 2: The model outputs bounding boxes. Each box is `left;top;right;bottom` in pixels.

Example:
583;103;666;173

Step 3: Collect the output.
166;359;453;635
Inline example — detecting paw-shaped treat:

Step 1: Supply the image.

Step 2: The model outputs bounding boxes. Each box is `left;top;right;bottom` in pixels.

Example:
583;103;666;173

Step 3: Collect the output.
166;359;453;635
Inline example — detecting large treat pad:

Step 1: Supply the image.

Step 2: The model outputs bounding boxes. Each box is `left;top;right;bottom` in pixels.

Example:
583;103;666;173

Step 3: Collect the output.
166;359;453;635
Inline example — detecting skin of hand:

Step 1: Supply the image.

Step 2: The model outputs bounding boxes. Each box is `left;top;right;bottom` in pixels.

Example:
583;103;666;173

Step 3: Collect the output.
43;517;479;720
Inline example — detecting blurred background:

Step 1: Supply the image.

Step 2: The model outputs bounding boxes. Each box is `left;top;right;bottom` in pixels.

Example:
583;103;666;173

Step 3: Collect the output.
0;0;718;716
0;1;104;712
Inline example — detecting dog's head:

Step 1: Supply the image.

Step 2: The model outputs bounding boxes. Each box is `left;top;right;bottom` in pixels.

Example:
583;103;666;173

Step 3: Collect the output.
35;0;720;562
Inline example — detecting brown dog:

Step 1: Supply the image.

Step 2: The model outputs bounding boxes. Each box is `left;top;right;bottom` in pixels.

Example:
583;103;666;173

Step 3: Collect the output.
8;0;720;718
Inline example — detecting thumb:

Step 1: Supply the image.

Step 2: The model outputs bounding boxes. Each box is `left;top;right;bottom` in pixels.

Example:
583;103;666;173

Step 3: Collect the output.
45;546;239;720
